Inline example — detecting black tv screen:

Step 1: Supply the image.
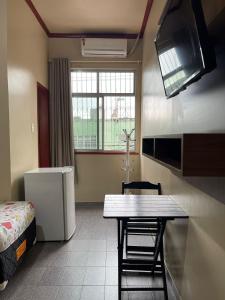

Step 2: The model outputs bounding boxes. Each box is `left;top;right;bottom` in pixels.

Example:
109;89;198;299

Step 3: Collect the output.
155;0;216;98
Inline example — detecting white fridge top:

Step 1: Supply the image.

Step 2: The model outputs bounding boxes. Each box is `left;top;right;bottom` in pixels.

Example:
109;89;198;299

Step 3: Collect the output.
25;167;73;174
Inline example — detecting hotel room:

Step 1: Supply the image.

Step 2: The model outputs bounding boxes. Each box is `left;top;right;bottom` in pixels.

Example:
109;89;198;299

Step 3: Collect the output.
0;0;225;299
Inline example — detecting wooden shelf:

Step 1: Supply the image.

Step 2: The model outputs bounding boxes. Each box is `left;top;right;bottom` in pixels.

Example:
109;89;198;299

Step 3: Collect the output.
142;134;225;176
155;138;182;169
142;138;154;157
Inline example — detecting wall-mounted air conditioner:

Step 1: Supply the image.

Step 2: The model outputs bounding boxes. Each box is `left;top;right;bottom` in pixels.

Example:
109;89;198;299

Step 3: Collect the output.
81;38;127;58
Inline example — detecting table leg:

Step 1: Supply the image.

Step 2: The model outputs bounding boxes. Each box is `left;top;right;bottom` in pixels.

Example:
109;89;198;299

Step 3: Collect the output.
152;219;167;273
160;239;168;300
154;219;168;300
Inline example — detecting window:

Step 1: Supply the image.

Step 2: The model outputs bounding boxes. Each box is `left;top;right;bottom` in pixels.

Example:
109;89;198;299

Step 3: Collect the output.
72;70;136;151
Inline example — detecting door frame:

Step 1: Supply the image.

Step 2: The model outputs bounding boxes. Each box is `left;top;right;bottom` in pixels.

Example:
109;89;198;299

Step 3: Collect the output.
37;82;50;167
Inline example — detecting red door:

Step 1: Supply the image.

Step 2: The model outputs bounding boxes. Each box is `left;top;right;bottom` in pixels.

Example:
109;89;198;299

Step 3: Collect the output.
37;82;50;167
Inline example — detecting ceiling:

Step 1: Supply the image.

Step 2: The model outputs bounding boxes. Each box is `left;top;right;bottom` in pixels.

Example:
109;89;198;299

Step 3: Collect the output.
31;0;148;35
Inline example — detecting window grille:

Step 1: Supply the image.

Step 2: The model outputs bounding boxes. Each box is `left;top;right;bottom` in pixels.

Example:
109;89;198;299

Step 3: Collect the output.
72;71;136;151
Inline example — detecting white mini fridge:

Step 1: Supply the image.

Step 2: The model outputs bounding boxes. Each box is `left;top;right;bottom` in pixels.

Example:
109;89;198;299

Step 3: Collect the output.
24;167;76;241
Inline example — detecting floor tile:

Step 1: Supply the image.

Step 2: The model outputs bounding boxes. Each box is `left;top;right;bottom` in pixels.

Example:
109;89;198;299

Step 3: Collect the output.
128;291;155;300
83;267;105;285
61;240;89;252
126;273;163;288
16;267;46;286
106;252;118;267
106;231;117;240
105;267;118;285
74;226;104;240
105;268;127;287
23;248;59;268
37;241;66;253
53;251;88;267
56;286;82;300
80;286;104;300
128;235;154;247
0;280;21;300
59;267;86;285
126;273;152;287
40;266;86;286
89;240;106;251
167;283;178;300
30;286;59;300
86;251;106;266
10;286;35;300
107;240;117;251
39;267;64;286
2;205;177;300
105;286;128;300
11;286;59;300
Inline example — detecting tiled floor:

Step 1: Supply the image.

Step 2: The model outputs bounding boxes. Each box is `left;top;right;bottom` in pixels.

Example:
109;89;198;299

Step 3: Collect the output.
0;204;178;300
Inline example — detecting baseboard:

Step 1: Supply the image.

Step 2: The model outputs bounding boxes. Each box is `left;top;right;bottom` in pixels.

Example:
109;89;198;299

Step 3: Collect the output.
166;265;182;300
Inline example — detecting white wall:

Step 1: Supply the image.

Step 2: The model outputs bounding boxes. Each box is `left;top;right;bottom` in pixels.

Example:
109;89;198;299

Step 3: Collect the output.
7;0;48;201
0;0;11;202
141;1;225;299
0;0;49;202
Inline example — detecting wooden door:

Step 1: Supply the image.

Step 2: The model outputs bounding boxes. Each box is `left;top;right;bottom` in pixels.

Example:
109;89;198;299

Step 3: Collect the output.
37;82;50;167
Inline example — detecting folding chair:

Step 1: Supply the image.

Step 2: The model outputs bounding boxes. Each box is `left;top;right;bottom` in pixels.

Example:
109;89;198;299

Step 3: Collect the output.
122;181;161;256
119;217;168;300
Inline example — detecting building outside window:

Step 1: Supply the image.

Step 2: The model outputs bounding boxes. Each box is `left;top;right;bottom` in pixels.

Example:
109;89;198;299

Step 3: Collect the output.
71;70;136;151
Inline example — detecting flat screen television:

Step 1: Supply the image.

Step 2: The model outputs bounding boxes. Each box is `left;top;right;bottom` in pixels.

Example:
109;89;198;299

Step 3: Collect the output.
155;0;216;98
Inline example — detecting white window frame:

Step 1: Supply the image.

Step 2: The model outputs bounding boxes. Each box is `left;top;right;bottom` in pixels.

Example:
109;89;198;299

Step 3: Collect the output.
71;69;137;152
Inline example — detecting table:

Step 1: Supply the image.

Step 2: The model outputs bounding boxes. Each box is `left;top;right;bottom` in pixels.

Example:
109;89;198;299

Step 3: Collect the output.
103;194;188;300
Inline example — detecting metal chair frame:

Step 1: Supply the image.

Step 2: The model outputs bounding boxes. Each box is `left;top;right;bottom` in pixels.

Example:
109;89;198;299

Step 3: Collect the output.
117;217;168;300
122;181;161;255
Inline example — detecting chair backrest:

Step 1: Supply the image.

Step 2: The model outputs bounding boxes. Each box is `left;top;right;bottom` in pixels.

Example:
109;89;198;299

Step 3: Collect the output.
122;181;161;195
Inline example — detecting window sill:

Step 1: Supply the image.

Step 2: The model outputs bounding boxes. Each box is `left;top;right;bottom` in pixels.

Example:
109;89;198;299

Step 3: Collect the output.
74;150;139;155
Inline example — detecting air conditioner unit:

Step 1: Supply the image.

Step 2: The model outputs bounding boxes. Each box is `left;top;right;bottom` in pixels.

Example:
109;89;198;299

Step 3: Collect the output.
81;38;127;58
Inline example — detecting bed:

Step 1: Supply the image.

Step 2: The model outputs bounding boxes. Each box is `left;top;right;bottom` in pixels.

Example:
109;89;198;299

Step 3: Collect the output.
0;201;36;290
